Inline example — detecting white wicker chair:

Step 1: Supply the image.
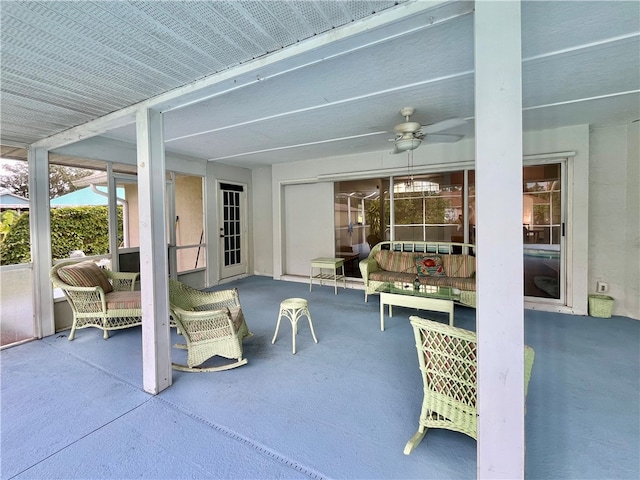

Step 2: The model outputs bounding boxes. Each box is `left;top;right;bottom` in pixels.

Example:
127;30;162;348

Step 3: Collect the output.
50;260;141;340
168;280;252;372
404;315;535;454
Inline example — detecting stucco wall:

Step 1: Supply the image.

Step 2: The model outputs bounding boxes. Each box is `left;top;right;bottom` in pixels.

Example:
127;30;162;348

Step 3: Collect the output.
589;123;640;319
251;166;273;276
626;123;640;319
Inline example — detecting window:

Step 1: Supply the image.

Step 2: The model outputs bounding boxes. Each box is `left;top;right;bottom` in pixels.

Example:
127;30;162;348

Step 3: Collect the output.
391;172;465;242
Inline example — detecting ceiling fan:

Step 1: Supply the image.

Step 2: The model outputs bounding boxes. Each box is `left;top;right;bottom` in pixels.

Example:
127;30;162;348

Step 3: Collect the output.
390;107;466;154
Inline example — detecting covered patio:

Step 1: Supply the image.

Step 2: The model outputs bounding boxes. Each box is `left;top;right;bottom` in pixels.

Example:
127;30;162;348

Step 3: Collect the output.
2;276;639;479
1;2;639;478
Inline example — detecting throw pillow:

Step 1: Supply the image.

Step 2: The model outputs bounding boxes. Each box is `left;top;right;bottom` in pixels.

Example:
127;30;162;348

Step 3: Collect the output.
57;261;113;293
415;255;445;276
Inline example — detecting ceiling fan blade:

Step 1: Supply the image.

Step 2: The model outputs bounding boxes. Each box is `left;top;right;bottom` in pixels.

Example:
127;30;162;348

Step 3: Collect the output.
421;118;467;134
424;133;464;144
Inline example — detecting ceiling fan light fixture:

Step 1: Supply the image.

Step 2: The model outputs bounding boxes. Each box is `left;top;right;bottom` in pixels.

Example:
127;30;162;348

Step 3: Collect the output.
395;137;422;152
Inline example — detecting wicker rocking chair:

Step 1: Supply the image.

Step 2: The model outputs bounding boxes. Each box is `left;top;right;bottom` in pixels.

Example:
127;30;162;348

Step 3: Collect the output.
50;260;141;340
404;316;535;455
168;280;252;372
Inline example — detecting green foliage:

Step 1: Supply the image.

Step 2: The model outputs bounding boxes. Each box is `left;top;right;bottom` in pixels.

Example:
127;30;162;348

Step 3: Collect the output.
0;210;18;240
390;193;449;225
0;207;123;265
0;212;30;264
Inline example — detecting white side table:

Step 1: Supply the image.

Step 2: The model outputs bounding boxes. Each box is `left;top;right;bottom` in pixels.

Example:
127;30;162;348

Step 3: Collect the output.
309;257;346;295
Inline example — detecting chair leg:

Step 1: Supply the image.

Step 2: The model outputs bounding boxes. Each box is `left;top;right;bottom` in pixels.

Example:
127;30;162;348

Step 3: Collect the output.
272;311;284;345
291;318;297;354
403;426;427;455
103;318;109;340
304;308;318;344
68;322;77;341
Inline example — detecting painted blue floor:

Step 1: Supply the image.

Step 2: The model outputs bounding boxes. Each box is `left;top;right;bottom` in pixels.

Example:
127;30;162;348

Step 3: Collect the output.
2;276;639;479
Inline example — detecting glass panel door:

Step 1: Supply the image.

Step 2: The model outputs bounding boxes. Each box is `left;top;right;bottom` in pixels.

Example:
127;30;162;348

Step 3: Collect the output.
333;179;381;278
218;182;247;280
523;163;563;301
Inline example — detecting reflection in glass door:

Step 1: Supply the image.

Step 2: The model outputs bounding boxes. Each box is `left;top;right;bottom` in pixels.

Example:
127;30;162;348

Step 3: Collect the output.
523;163;564;301
333;179;382;278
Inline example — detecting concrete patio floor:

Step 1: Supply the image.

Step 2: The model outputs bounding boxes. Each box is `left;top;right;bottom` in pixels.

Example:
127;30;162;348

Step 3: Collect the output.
2;276;639;479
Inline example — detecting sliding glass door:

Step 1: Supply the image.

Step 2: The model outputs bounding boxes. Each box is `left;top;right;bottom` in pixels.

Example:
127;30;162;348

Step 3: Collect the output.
332;161;566;304
390;171;466;243
523;162;564;302
333;179;383;278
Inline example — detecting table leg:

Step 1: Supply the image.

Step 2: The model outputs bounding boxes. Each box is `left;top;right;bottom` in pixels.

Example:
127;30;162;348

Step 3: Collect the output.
309;267;313;291
380;299;385;331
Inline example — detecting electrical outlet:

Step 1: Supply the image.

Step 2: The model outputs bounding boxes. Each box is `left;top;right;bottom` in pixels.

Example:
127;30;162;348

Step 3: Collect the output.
597;281;608;293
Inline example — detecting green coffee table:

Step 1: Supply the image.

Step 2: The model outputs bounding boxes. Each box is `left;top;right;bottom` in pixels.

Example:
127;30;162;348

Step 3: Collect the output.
310;257;346;295
377;282;459;331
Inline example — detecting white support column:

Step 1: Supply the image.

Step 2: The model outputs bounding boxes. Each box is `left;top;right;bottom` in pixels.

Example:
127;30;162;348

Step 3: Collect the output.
136;108;172;395
474;1;525;479
106;163;119;271
389;176;395;241
463;170;470;244
28;147;54;338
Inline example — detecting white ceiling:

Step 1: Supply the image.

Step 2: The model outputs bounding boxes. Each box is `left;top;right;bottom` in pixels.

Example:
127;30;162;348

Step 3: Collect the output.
1;1;639;169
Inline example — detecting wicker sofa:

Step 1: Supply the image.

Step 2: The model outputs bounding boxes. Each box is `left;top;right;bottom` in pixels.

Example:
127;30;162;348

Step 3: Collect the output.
359;241;477;307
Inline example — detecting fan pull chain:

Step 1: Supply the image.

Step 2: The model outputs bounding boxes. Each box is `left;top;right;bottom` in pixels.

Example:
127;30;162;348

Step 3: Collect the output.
406;149;414;187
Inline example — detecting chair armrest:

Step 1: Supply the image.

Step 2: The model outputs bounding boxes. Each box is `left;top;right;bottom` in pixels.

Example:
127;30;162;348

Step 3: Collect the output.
359;258;380;285
104;270;139;291
524;345;535;397
58;285;107;314
58;284;105;294
192;288;241;310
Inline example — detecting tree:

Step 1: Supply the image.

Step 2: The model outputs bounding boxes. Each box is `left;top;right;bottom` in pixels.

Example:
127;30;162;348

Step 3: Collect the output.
0;210;18;241
0;162;92;199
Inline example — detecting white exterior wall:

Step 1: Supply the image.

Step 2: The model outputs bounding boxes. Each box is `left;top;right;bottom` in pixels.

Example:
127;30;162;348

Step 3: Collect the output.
589;123;640;319
283;182;334;276
625;123;640;319
252;166;274;276
259;124;639;320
